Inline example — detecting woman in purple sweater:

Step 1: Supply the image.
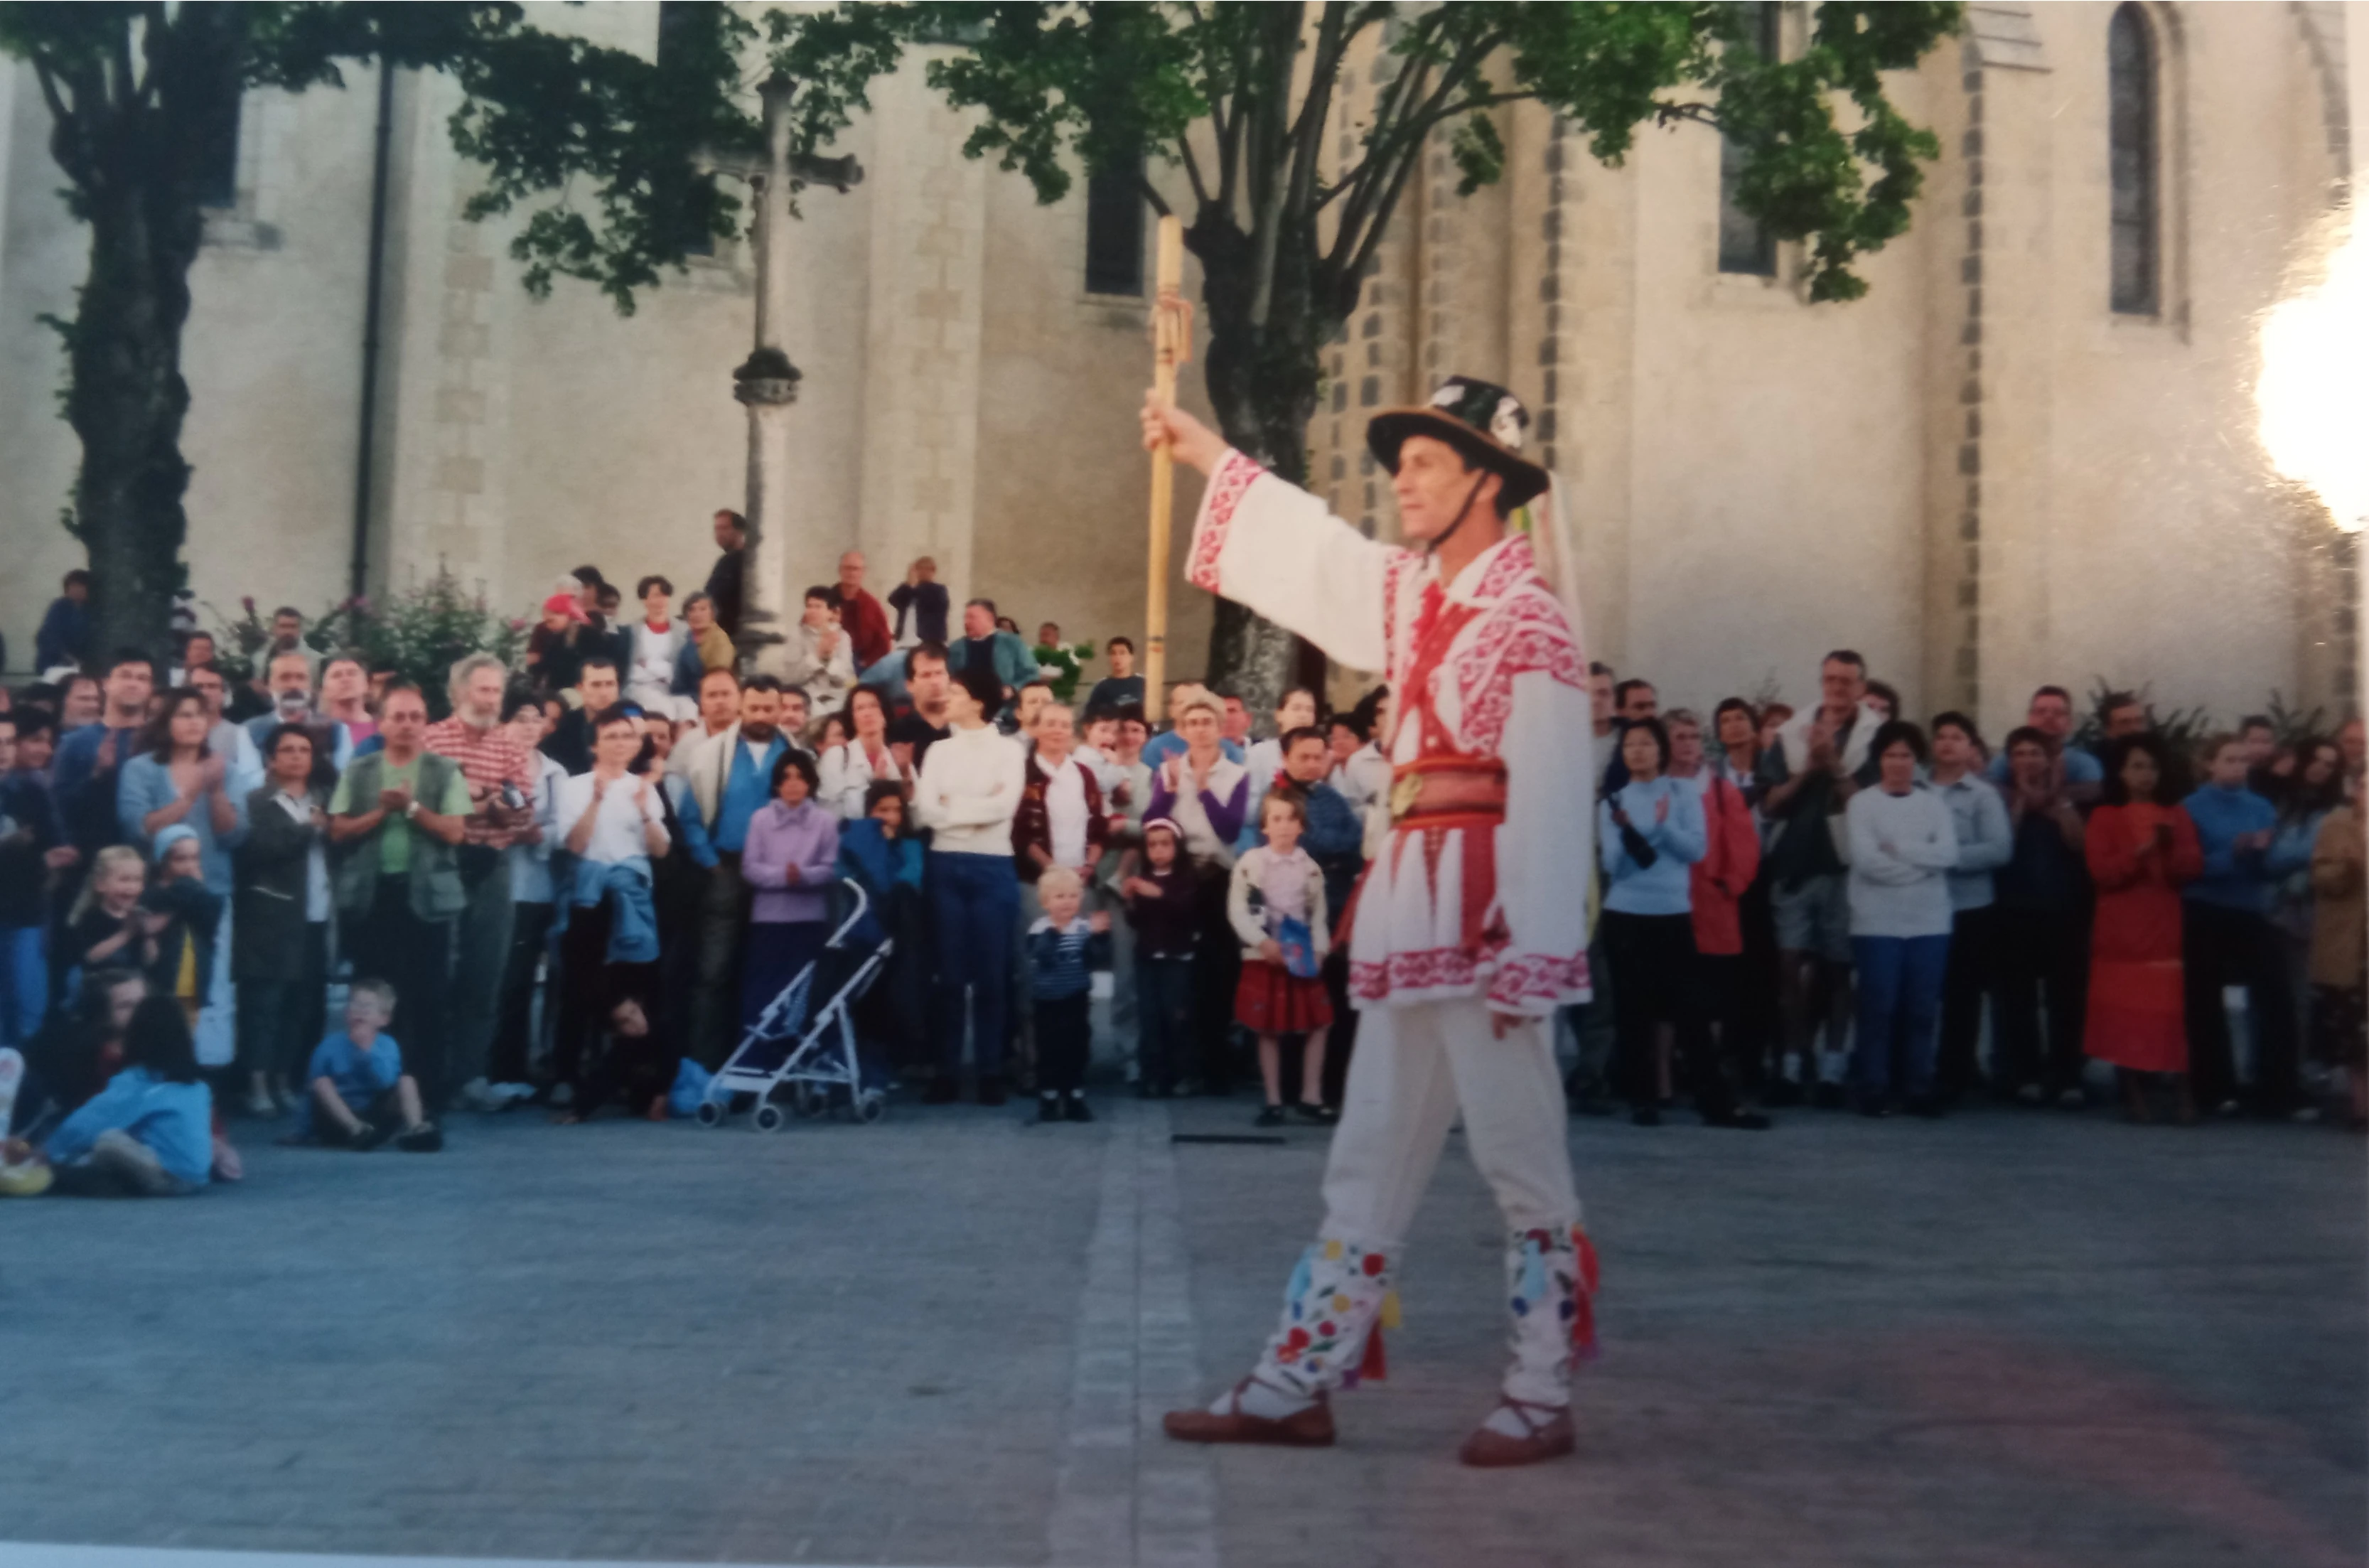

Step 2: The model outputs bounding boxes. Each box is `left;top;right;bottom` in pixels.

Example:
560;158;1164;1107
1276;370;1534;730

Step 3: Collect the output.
740;753;842;1033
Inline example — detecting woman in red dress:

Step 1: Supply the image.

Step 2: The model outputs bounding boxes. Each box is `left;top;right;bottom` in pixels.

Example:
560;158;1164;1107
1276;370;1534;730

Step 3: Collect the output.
2084;735;2206;1122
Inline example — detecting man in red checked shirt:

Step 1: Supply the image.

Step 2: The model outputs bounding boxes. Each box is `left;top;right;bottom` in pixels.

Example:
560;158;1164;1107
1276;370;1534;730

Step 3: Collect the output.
1145;375;1599;1469
834;551;894;672
424;653;542;1112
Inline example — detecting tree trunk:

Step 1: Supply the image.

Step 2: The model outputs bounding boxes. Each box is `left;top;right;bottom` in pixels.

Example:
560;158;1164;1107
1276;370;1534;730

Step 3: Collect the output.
72;176;203;664
1191;217;1331;716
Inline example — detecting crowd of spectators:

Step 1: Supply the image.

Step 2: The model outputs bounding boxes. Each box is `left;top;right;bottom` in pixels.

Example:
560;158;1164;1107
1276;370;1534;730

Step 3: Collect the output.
1575;654;2365;1132
2;540;2362;1197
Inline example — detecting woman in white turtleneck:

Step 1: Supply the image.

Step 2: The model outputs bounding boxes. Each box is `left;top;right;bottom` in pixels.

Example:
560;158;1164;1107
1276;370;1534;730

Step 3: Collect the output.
913;662;1027;1106
1844;719;1961;1118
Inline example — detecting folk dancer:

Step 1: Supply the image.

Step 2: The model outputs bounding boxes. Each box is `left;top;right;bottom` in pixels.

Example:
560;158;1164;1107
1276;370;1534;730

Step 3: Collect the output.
1144;376;1597;1467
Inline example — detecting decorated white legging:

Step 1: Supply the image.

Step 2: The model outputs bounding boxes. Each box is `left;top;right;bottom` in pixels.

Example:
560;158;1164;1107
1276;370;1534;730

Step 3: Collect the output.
1251;999;1598;1408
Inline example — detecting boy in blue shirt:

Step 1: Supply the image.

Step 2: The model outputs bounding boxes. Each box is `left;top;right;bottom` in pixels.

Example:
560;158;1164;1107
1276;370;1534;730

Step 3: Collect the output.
294;979;443;1151
1025;866;1111;1124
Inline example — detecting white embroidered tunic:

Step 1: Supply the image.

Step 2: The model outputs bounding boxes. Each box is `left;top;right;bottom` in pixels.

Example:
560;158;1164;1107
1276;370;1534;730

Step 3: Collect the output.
1188;450;1594;1014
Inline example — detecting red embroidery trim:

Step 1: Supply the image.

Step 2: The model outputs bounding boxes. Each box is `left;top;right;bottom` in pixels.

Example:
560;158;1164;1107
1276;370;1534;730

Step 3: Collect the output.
1486;949;1591;1010
1351;945;1589;1006
1187;450;1264;594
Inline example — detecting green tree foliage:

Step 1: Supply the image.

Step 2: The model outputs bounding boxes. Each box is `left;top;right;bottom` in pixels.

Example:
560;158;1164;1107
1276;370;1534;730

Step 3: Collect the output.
5;1;1960;707
718;1;1962;701
0;1;839;660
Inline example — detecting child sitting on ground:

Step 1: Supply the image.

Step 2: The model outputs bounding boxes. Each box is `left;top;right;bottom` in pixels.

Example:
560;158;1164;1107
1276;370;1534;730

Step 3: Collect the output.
1228;789;1334;1127
291;979;442;1152
563;993;677;1124
1119;817;1198;1099
1025;865;1111;1124
43;996;214;1196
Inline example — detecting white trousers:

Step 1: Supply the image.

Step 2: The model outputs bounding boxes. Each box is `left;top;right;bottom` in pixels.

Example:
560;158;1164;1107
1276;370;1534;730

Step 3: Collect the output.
1255;998;1586;1405
1321;999;1579;1247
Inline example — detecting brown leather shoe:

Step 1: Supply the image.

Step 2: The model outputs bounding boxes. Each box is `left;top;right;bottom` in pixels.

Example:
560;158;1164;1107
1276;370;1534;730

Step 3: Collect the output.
1457;1397;1576;1468
1163;1382;1336;1448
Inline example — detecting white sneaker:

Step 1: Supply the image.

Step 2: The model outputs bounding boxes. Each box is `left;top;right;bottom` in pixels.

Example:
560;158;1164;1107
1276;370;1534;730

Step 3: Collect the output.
494;1082;539;1105
88;1129;183;1196
456;1078;504;1113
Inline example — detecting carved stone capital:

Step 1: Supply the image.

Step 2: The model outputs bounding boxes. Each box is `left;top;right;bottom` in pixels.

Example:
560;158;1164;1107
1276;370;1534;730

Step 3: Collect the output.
733;347;802;407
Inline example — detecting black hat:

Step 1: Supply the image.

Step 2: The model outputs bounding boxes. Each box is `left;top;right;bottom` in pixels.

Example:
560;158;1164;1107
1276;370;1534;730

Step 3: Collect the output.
1365;376;1550;511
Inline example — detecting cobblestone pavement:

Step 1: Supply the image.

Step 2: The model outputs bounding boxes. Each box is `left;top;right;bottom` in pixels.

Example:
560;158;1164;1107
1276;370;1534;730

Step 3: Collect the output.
2;1084;2360;1568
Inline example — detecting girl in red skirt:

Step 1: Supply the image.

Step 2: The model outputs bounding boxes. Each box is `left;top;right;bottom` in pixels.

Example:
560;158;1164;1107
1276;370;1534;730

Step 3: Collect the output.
1230;789;1334;1127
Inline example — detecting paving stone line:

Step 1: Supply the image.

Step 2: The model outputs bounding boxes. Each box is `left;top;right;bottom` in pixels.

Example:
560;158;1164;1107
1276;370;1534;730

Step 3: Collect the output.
1044;1102;1218;1568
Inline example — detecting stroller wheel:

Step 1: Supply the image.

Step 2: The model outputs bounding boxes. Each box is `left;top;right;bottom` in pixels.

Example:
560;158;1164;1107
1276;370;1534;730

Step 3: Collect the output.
694;1100;725;1129
752;1102;787;1133
854;1092;887;1126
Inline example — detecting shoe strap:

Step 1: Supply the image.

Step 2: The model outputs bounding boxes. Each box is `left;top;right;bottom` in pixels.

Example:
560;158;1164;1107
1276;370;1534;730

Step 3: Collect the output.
1228;1371;1316;1413
1494;1395;1568;1437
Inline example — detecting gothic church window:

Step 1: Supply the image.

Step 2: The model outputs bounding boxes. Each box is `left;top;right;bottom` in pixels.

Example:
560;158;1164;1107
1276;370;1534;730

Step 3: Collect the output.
656;1;718;258
195;95;240;210
1717;2;1780;276
2108;4;2160;315
1085;157;1146;296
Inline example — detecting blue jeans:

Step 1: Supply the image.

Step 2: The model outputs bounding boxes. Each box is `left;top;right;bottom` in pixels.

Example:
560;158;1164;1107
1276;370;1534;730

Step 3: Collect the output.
0;925;45;1046
929;851;1019;1080
1852;933;1951;1101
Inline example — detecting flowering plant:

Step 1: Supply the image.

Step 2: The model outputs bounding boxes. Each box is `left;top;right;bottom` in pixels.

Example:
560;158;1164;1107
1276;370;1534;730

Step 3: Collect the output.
313;567;527;718
1031;639;1097;705
205;568;525;719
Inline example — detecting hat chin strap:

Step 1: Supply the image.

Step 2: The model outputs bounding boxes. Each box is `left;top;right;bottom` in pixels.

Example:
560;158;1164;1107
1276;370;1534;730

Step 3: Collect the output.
1422;472;1493;559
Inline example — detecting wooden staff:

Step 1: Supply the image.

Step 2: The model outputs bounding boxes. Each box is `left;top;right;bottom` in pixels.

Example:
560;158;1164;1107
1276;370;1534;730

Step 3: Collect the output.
1144;215;1190;723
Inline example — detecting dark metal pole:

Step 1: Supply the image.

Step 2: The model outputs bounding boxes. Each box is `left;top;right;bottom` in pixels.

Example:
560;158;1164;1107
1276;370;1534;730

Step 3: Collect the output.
350;63;396;602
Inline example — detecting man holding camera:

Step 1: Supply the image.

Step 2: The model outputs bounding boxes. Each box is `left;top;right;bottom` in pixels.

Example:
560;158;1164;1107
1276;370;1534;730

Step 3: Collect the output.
425;653;544;1112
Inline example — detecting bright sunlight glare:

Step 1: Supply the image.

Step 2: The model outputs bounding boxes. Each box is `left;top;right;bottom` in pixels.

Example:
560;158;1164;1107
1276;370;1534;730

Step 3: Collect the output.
2257;206;2369;532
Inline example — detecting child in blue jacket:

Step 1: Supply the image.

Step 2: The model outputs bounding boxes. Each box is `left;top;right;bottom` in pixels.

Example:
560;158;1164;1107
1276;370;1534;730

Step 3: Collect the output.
46;996;213;1195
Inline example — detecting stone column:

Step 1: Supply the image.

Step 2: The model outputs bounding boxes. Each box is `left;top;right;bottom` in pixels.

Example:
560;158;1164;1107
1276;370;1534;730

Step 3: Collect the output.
856;59;987;609
368;65;515;609
732;76;803;679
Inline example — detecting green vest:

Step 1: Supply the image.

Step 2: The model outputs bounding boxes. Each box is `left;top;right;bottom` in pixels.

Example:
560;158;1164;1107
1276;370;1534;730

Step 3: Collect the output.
333;750;467;921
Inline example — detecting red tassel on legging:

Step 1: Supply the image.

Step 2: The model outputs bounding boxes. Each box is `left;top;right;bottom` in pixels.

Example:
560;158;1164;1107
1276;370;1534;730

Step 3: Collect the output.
1571;1225;1601;1361
1356;1323;1387;1383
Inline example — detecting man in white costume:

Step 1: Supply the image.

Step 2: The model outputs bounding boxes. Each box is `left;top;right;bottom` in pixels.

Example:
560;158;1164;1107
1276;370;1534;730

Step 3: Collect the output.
1144;376;1599;1468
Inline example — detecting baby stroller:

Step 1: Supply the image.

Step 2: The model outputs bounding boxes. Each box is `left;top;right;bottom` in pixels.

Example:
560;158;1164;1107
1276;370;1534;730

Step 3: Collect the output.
697;879;891;1131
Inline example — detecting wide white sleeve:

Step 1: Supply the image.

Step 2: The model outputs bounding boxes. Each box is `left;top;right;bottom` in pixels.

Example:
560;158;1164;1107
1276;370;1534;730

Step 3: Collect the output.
1488;669;1596;1014
1186;450;1395;675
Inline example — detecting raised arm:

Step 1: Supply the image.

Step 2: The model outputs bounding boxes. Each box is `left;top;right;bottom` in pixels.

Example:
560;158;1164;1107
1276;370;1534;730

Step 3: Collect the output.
1146;397;1394;674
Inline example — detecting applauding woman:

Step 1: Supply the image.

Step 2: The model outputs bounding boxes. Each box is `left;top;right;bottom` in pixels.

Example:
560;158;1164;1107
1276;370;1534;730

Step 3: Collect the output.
2083;735;2204;1122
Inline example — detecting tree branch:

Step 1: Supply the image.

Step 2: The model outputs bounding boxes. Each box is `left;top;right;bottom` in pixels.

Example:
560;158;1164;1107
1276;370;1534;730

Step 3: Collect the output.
132;1;167;109
1242;1;1299;327
1339;117;1428;285
1174;123;1211;210
1134;169;1174;220
1279;1;1346;245
1329;48;1429;267
107;13;135;109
